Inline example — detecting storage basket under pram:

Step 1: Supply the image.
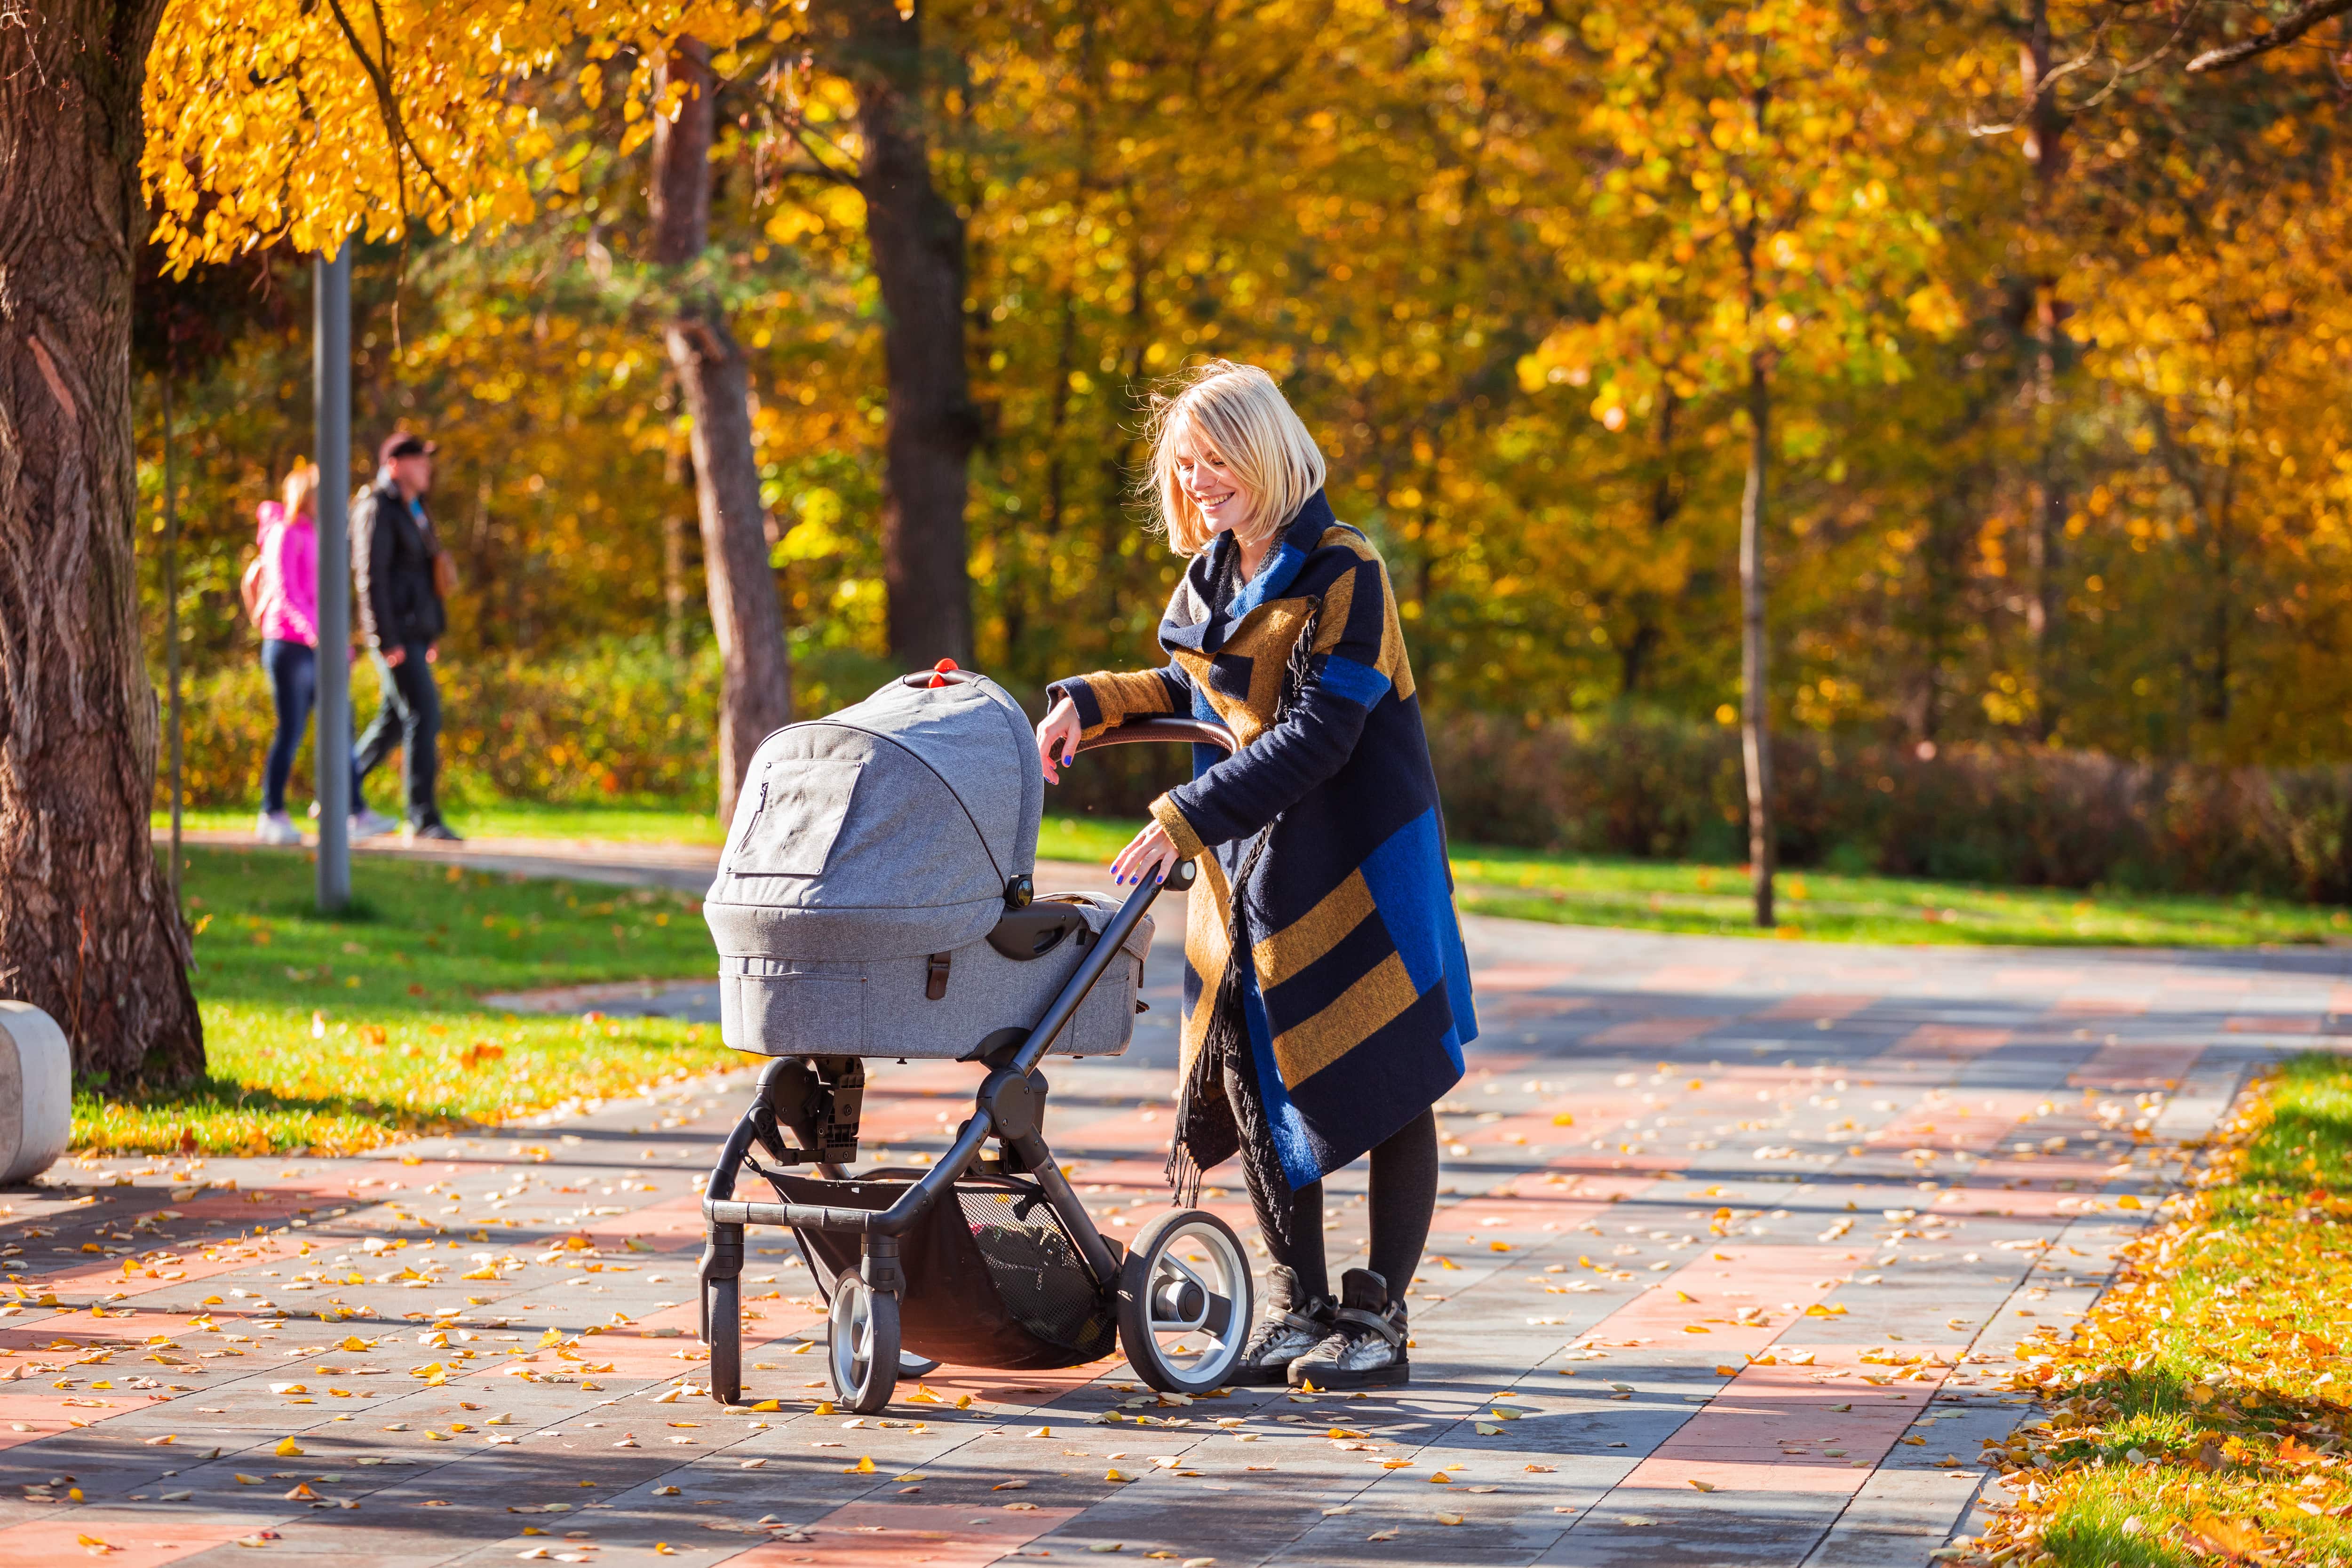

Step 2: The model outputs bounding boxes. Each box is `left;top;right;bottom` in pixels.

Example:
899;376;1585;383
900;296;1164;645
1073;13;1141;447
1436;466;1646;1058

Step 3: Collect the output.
696;664;1254;1409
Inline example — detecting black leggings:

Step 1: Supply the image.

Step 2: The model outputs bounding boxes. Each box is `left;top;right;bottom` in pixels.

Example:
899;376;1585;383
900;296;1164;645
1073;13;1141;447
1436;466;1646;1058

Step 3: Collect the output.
1234;1106;1439;1303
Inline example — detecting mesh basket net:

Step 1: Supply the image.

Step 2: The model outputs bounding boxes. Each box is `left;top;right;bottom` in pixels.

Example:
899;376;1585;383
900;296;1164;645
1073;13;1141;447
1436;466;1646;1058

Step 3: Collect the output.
766;1168;1118;1371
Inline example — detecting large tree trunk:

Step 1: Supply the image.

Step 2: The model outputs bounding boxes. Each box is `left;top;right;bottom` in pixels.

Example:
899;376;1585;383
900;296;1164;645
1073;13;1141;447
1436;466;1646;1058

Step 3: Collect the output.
845;0;977;672
0;0;204;1083
650;38;792;823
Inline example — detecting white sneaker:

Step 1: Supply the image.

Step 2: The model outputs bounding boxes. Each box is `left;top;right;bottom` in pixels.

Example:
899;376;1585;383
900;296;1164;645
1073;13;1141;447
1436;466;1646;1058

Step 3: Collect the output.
349;808;400;840
254;811;302;846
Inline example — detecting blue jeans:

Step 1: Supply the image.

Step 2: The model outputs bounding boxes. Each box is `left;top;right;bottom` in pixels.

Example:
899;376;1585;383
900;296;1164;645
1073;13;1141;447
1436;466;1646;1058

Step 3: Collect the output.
260;640;364;816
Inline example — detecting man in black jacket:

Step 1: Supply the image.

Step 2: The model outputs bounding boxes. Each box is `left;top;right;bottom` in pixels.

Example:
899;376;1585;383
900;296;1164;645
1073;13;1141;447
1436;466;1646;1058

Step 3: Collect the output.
352;432;461;841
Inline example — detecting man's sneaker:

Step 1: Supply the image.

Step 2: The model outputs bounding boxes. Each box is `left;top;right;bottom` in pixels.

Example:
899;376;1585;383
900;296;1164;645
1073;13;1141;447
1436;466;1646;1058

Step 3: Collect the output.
406;821;463;843
1289;1268;1409;1389
254;811;302;846
1226;1265;1335;1387
348;808;399;840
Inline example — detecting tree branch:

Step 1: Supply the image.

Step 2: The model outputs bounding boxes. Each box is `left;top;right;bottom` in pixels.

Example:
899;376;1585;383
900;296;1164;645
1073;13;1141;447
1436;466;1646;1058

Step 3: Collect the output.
2187;0;2352;71
321;0;457;213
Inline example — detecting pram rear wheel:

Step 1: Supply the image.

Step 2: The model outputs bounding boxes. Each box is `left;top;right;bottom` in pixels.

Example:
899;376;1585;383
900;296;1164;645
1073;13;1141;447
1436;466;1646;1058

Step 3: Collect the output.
703;1276;742;1405
827;1275;901;1413
1117;1209;1252;1395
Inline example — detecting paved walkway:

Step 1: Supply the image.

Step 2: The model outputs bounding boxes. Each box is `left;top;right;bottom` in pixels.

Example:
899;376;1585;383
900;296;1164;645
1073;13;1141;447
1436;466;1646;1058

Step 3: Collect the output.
30;836;2350;1564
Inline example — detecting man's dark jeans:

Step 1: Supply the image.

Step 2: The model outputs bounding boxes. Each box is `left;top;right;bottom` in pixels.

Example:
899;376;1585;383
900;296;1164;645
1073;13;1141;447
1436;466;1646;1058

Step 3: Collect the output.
355;642;443;828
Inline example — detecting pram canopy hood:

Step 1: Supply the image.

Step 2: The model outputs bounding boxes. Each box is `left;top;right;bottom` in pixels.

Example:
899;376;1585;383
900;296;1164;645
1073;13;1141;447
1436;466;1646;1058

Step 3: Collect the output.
704;671;1045;961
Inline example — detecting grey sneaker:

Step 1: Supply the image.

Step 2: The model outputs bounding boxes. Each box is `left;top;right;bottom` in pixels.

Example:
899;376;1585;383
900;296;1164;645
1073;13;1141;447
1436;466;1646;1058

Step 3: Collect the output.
1226;1265;1335;1387
1290;1267;1409;1390
349;807;399;840
406;820;463;843
254;811;302;846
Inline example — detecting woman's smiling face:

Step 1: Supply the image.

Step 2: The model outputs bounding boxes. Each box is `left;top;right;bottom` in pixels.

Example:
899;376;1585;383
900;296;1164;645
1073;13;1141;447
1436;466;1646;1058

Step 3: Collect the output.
1173;433;1256;537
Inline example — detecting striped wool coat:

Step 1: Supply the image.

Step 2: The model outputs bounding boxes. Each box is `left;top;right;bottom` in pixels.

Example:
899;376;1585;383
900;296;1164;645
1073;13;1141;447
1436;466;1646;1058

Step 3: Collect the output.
1050;491;1476;1188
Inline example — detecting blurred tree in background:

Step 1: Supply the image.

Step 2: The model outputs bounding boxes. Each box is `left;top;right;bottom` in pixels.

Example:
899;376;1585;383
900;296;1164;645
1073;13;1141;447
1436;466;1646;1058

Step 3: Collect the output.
126;0;2352;883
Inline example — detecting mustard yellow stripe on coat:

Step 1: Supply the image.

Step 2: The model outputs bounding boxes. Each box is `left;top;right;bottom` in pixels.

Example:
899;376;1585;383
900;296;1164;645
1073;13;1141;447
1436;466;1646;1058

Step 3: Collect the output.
1072;667;1182;738
1177;852;1234;1079
1270;951;1421;1089
1250;868;1375;992
1308;537;1416;701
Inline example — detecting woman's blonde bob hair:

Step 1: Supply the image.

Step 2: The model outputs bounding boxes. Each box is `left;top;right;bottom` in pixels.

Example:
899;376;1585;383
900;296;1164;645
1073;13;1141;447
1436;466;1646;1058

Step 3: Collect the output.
1143;360;1327;556
281;463;319;522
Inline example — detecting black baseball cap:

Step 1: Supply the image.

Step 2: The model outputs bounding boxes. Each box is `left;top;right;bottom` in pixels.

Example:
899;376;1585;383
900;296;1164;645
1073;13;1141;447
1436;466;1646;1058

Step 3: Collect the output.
379;432;437;464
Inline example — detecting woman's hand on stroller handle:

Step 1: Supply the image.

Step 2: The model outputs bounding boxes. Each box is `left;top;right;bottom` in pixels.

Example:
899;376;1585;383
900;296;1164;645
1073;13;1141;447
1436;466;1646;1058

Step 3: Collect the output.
1112;819;1180;886
1036;697;1082;784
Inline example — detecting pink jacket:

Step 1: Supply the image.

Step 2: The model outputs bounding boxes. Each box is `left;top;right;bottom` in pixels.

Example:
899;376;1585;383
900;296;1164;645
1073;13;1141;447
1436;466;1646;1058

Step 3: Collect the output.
255;501;318;646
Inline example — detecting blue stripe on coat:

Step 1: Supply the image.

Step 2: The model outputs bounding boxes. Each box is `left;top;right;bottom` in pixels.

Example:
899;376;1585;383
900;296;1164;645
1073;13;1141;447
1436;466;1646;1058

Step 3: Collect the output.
1316;654;1391;708
1359;806;1479;1063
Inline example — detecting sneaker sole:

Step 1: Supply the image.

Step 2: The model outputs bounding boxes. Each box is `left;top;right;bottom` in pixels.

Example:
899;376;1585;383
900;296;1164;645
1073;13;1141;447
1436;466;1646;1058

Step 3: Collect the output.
1223;1363;1302;1388
1291;1358;1410;1391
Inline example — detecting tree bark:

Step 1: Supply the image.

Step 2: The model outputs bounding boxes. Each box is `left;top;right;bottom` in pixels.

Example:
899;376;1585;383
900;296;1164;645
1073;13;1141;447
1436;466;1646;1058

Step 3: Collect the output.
844;0;977;671
1738;350;1774;931
650;38;792;823
0;0;203;1083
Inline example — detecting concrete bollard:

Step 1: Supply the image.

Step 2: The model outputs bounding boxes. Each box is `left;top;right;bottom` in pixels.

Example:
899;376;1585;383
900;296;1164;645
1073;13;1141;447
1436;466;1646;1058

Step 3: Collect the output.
0;1001;71;1185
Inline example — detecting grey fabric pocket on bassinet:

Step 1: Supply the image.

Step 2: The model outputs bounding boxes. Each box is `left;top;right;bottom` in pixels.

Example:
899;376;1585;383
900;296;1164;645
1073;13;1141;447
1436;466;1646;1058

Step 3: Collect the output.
726;756;866;876
740;971;867;1055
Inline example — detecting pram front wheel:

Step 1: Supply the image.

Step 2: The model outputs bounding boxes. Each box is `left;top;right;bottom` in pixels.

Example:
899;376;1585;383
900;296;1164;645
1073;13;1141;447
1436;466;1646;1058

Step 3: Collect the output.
1117;1209;1253;1395
827;1275;901;1413
703;1275;742;1405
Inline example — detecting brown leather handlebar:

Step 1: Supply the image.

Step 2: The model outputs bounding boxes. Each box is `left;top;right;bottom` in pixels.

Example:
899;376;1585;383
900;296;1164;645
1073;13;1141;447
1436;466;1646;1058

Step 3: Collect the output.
1073;716;1238;756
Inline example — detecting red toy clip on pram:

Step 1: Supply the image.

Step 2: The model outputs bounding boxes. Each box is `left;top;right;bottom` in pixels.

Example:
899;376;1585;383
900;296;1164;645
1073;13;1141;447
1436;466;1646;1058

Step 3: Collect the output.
695;665;1245;1411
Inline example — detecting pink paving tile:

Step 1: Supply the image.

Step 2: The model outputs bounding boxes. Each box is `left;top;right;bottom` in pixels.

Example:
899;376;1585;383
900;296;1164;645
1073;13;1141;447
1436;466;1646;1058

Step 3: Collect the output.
1588;1017;1721;1047
717;1501;1082;1566
1639;966;1745;992
1993;969;2086;988
2227;1015;2321;1034
1621;1343;1959;1496
1891;1025;2010;1061
1865;1088;2045;1156
2051;997;2147;1016
0;1510;280;1566
2066;1039;2205;1091
1472;964;1578;993
1566;1243;1855;1356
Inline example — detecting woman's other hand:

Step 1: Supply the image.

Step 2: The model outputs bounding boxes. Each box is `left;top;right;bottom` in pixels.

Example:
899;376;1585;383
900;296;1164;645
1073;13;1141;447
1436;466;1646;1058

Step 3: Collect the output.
1112;819;1180;886
1036;697;1081;784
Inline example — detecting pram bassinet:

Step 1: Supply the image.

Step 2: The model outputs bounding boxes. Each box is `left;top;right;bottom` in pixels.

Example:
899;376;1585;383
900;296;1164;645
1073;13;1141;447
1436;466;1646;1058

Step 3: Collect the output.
696;666;1253;1411
705;667;1146;1061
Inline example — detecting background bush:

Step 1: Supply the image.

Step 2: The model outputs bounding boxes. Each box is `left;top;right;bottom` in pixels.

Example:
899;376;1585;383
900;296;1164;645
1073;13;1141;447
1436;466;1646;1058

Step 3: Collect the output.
167;650;2352;904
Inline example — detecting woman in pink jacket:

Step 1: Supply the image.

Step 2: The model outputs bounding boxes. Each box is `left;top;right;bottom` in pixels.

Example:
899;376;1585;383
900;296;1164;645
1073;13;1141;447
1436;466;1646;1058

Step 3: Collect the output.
252;466;391;844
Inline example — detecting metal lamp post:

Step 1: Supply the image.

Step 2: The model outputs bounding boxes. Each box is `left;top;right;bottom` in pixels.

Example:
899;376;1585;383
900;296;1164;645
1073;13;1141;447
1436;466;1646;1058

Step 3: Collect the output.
315;247;353;912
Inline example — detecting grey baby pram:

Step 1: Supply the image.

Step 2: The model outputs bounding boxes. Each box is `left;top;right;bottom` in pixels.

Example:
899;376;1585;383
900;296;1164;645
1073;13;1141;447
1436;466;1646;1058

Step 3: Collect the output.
696;663;1250;1410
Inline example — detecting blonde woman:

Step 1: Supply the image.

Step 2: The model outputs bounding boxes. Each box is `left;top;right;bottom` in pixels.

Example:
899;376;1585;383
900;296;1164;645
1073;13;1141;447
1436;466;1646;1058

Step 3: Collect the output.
248;465;389;844
1035;362;1477;1389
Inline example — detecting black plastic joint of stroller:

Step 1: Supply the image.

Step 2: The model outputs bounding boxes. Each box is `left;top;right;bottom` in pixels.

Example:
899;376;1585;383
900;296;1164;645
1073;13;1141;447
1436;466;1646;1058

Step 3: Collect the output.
699;1225;744;1286
860;1235;906;1296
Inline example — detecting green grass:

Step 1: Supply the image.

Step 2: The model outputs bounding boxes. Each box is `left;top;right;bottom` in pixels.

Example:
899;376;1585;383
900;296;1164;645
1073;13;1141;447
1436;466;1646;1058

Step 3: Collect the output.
1444;847;2352;947
1964;1054;2352;1567
159;799;730;845
158;801;2352;946
77;846;737;1156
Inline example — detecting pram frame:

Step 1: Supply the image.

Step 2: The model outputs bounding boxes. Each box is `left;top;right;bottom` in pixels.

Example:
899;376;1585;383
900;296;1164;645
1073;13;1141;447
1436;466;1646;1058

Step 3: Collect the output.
697;716;1239;1409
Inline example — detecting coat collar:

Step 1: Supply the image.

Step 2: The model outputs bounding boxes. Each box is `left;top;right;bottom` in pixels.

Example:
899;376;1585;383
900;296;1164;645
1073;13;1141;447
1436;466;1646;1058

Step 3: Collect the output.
1161;490;1338;655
